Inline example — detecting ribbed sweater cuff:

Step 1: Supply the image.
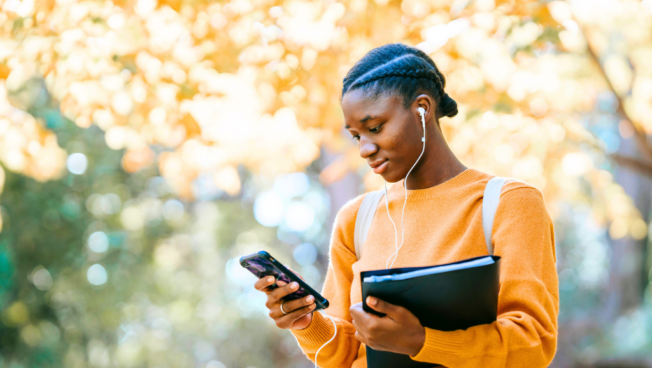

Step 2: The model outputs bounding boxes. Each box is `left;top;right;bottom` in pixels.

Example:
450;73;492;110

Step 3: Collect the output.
410;328;464;363
290;311;336;348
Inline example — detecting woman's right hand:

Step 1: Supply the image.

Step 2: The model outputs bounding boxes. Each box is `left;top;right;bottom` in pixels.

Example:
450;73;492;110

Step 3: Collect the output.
254;273;316;330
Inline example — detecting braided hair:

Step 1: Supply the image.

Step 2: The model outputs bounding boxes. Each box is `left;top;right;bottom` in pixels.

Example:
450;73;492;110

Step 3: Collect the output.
341;43;458;119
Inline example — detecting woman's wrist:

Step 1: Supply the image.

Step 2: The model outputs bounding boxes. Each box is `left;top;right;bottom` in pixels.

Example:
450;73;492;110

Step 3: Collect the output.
407;326;426;356
291;312;314;330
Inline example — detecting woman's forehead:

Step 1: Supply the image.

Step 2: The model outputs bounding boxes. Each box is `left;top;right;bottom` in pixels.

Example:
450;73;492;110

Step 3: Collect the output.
342;90;402;123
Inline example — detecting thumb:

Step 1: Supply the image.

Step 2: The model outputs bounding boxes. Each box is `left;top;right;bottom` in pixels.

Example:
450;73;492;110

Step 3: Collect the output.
366;296;400;317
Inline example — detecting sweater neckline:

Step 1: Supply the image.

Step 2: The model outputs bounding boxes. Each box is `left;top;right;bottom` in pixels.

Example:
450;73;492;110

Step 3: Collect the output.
384;168;486;201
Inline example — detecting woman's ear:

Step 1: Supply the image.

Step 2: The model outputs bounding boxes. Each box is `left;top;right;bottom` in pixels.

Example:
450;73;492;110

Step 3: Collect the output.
414;95;434;123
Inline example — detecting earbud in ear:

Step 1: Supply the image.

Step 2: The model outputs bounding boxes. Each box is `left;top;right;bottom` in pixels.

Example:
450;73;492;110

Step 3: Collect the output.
417;107;426;142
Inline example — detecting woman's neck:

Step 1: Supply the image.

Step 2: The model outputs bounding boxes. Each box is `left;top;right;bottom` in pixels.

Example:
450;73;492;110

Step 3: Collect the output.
404;125;467;190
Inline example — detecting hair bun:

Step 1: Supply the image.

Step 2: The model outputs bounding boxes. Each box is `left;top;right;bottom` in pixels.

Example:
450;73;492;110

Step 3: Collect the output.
439;94;458;118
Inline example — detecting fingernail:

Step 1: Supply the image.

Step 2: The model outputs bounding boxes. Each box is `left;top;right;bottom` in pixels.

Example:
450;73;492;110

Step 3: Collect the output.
291;282;299;289
306;295;314;303
309;303;316;309
267;276;274;283
277;281;286;286
367;296;376;306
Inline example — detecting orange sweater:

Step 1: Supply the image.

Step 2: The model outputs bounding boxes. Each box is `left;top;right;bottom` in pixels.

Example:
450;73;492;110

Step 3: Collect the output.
291;168;559;367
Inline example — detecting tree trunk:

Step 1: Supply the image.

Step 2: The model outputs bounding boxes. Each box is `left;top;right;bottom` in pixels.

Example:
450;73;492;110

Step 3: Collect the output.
602;136;651;321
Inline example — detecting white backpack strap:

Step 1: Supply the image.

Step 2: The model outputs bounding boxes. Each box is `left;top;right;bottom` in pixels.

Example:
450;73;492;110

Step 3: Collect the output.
482;176;508;256
354;190;385;260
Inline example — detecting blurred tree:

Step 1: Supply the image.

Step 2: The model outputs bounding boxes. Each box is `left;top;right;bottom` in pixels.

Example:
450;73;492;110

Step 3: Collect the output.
548;3;652;366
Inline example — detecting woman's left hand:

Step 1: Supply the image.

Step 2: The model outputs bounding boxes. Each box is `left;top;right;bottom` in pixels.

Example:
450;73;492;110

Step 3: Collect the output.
349;296;426;356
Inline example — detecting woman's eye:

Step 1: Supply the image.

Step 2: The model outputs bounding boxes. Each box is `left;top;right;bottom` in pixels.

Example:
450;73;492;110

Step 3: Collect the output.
369;124;382;133
352;135;360;141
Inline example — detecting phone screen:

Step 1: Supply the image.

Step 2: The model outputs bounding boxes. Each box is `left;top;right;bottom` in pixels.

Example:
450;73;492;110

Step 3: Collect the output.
241;256;310;301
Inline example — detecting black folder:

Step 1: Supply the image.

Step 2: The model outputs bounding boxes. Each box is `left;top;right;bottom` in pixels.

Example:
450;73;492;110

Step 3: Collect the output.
360;255;501;368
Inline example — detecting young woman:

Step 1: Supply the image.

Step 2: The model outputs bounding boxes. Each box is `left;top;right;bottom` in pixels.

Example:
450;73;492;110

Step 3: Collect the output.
253;43;559;367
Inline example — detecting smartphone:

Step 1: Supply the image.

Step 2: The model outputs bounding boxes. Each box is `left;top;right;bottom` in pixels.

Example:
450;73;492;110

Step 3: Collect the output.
239;250;329;311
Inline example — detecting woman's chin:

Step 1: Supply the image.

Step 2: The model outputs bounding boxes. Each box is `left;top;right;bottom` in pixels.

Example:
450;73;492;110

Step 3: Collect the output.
375;162;409;183
378;171;404;184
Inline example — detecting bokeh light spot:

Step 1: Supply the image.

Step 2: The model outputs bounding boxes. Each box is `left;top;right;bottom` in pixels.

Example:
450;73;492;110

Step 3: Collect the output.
120;207;145;230
274;172;310;199
87;264;108;285
293;243;317;266
254;191;284;227
284;202;314;232
562;152;593;177
67;153;88;175
31;266;53;291
163;199;185;222
88;231;109;253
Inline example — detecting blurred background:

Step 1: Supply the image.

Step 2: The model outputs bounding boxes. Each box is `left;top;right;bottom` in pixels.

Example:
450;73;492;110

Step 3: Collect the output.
1;0;652;367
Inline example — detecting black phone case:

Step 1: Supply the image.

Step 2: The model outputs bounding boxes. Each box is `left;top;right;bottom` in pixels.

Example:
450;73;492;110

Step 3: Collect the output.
240;250;330;311
360;256;501;368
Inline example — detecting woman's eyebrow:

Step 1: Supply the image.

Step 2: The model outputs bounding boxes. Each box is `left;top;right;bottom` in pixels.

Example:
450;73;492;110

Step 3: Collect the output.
345;115;377;129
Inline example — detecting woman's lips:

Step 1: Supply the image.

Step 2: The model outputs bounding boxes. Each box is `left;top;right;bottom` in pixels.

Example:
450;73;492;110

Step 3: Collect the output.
371;160;389;174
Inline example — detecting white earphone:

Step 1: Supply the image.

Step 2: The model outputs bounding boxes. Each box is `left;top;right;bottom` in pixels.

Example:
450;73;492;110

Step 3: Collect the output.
314;107;427;368
418;107;426;141
383;106;427;269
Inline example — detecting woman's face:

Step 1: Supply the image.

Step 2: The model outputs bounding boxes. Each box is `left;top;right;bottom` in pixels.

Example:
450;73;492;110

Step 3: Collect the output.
342;89;427;183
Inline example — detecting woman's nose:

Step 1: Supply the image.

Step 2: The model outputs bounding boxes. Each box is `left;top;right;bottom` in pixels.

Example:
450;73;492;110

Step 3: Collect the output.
358;137;378;159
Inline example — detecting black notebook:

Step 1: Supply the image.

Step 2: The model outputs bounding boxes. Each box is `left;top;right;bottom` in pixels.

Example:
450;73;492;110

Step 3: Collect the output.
360;255;501;368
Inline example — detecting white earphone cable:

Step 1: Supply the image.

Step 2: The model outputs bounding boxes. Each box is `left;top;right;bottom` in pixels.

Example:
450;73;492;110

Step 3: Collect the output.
383;180;400;270
385;108;427;269
314;311;337;368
